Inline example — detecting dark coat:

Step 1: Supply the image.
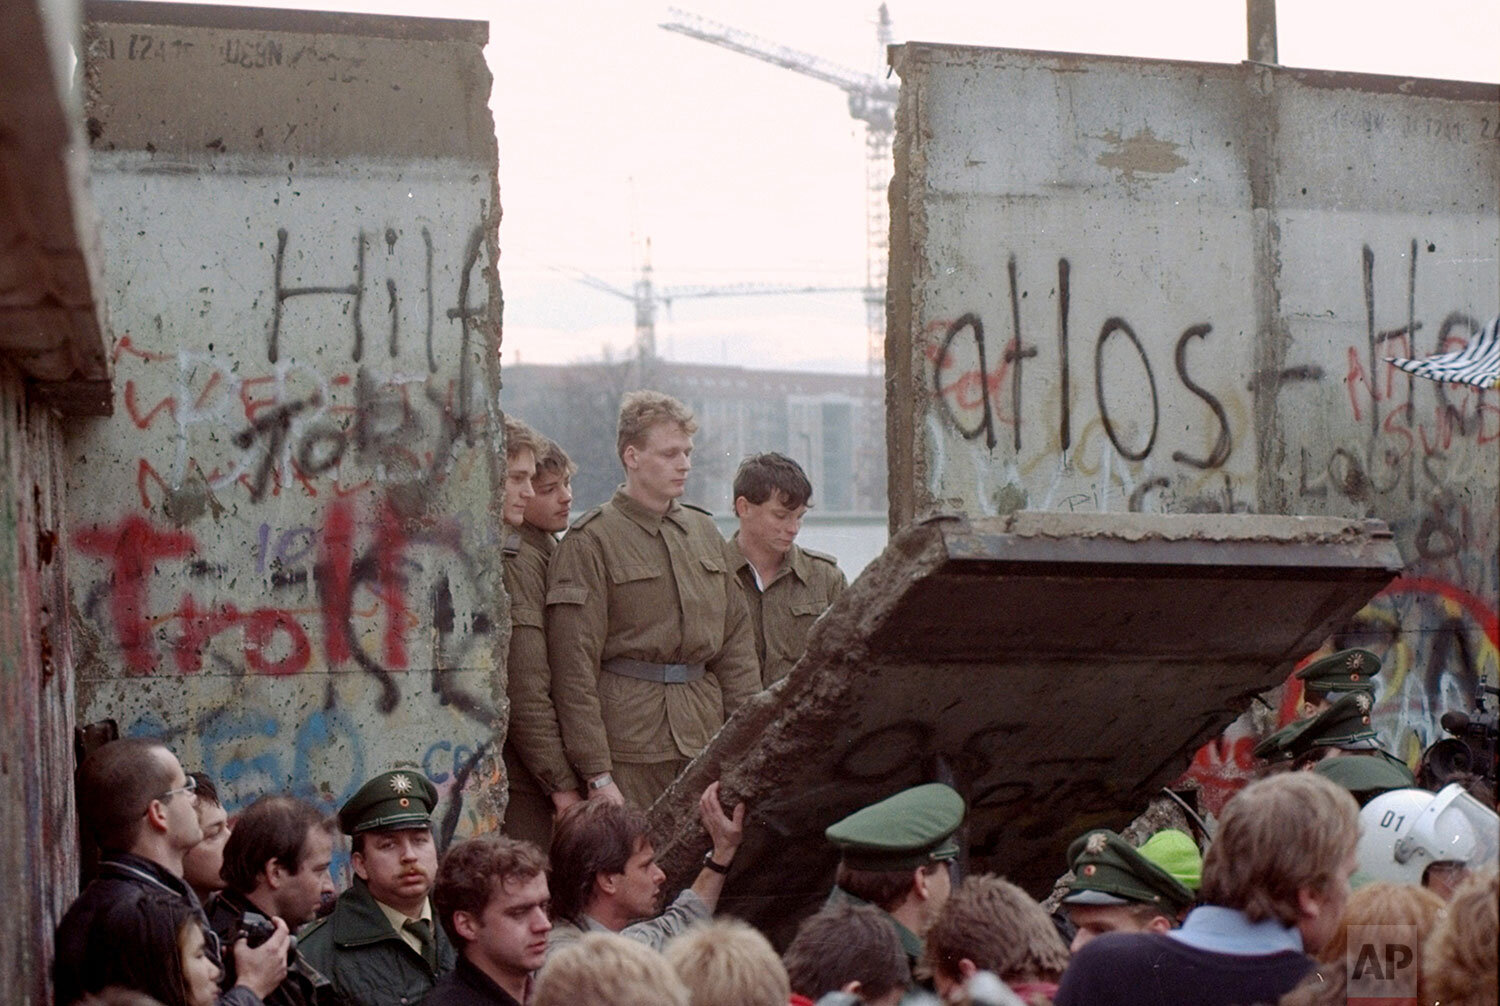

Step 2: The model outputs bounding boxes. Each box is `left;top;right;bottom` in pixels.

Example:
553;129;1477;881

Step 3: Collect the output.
206;889;338;1006
424;957;524;1006
53;851;260;1006
297;878;454;1006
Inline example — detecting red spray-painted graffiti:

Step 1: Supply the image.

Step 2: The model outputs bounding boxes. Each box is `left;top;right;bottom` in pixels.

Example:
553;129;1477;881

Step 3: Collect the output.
76;499;492;684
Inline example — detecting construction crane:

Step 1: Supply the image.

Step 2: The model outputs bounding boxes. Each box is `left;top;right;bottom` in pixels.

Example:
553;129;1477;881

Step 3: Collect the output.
562;239;862;376
660;5;897;376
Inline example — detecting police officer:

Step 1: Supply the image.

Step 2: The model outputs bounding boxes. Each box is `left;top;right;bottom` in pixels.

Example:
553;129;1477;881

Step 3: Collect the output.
1294;647;1380;717
1255;649;1384;768
1283;691;1416;784
824;783;966;987
545;391;760;809
724;452;847;687
1060;829;1198;952
299;770;455;1006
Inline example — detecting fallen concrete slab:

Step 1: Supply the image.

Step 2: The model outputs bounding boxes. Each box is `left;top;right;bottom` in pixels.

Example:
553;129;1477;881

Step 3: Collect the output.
649;511;1402;941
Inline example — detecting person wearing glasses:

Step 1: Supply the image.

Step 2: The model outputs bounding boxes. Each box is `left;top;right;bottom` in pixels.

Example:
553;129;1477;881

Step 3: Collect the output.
54;738;290;1006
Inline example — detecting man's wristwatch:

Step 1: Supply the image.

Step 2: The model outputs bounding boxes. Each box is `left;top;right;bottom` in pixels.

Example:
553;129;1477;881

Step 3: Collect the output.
702;850;731;875
588;773;614;791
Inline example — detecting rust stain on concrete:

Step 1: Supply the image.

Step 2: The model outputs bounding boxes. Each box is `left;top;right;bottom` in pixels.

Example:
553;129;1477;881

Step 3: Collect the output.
1095;127;1188;180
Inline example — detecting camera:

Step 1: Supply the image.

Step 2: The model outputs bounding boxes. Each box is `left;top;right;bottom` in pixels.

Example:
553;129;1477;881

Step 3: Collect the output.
239;911;278;949
1421;682;1498;788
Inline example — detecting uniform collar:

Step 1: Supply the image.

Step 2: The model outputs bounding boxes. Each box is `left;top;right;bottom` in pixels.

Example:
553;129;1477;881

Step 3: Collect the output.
518;521;558;556
611;487;692;533
331;876;430;947
728;531;806;587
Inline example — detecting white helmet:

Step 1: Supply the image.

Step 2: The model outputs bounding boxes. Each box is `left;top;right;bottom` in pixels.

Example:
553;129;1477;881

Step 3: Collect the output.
1356;783;1499;887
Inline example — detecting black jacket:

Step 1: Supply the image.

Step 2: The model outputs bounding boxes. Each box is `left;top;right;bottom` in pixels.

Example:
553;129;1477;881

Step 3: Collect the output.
206;889;338;1006
425;957;524;1006
53;851;261;1006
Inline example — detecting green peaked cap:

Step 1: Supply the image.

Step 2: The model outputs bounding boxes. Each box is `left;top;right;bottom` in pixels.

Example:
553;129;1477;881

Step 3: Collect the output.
338;769;438;835
1296;648;1380;696
1062;829;1195;914
1285;691;1381;756
1253;719;1312;762
826;783;965;872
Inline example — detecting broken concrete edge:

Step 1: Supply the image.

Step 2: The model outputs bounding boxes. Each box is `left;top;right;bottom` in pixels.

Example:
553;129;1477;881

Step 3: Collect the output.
647;511;1402;900
476;64;510;834
649;517;956;882
884;45;924;532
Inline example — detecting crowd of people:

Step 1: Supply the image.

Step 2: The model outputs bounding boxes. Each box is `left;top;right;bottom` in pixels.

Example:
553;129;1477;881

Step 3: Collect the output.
55;391;1500;1006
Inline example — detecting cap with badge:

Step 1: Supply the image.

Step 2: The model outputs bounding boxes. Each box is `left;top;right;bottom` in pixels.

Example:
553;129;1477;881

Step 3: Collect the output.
826;782;965;872
338;769;439;835
1062;829;1196;914
1284;691;1382;756
1296;648;1380;699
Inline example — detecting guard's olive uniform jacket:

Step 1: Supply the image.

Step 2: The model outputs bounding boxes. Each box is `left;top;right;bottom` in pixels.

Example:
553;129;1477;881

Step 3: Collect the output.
502;524;579;797
298;878;454;1006
545;489;761;776
724;532;847;687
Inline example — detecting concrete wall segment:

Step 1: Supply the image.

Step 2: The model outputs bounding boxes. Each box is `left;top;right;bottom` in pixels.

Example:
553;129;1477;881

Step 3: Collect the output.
649;513;1400;937
0;361;81;1006
70;3;507;838
888;43;1499;797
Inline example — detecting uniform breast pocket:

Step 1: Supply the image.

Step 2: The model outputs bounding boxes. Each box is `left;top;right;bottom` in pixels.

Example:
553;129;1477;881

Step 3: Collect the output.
607;562;661;617
790;601;827;620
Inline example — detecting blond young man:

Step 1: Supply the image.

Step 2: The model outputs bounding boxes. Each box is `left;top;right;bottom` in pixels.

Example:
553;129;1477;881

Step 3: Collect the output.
533;932;690;1006
500;418;582;847
664;919;790;1006
545;391;760;809
1055;773;1361;1006
1421;868;1497;1006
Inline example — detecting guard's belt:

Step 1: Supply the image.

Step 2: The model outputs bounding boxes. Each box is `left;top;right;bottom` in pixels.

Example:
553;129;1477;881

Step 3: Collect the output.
602;657;706;684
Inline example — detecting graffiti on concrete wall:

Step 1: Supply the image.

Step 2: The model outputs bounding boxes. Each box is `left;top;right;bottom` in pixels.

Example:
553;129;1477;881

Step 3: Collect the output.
71;205;505;838
920;239;1497;809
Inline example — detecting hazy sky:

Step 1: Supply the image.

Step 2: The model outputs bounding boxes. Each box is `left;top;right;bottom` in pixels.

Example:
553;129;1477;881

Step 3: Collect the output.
131;0;1499;373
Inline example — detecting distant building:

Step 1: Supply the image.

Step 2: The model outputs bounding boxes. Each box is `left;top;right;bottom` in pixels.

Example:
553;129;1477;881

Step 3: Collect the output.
503;359;887;516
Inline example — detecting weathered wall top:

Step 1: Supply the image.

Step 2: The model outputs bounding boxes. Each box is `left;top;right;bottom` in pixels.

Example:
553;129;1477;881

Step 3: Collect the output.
652;512;1401;938
885;43;1498;792
70;2;506;838
85;1;490;161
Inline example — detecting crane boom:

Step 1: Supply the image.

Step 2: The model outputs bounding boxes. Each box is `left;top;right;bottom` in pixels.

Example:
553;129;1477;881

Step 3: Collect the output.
660;5;895;378
660;7;897;122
